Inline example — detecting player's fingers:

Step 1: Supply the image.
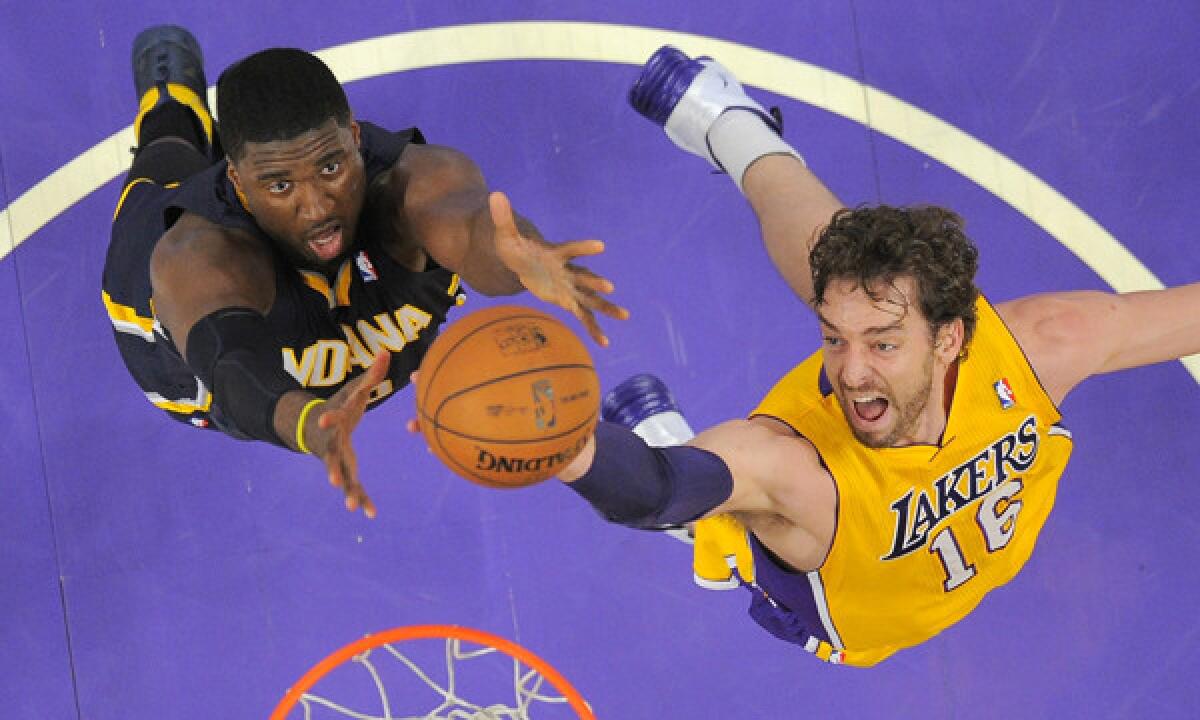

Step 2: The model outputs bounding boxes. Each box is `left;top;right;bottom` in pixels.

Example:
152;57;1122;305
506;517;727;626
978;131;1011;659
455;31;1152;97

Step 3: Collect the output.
339;460;364;514
322;433;352;490
575;307;608;347
354;351;392;403
405;417;433;453
341;450;362;500
571;283;628;320
581;292;629;322
345;476;371;516
326;456;343;488
344;482;372;516
557;238;606;258
369;349;392;380
349;486;375;518
488;191;520;236
317;404;342;430
565;263;615;295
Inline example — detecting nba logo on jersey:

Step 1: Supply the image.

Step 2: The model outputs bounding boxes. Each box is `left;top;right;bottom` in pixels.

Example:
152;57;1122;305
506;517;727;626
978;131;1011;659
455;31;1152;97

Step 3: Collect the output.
993;378;1016;409
190;417;209;428
355;251;379;282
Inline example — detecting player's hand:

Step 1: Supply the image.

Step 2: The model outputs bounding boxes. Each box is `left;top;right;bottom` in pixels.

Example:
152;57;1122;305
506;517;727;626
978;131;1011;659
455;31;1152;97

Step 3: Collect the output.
308;350;392;518
489;191;629;346
405;371;426;442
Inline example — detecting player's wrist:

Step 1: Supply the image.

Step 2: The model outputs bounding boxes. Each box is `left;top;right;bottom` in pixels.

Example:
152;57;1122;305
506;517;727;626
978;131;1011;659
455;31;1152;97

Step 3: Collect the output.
707;110;804;192
296;397;327;454
274;390;325;454
556;433;597;483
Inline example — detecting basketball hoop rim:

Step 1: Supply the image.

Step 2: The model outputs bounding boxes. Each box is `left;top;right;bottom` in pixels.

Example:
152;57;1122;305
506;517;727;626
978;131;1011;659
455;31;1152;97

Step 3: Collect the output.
269;624;595;719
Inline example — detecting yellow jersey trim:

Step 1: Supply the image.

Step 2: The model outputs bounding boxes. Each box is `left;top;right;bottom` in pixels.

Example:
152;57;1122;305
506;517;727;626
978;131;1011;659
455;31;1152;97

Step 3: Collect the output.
298;260;354;309
334;260;354;306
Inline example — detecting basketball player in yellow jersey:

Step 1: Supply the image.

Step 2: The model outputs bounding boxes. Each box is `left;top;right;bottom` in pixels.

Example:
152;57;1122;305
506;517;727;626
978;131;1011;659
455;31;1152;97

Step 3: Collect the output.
556;47;1200;665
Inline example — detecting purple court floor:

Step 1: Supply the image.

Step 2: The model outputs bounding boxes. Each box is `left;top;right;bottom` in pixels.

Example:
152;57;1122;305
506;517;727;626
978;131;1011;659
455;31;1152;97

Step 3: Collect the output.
2;2;1199;718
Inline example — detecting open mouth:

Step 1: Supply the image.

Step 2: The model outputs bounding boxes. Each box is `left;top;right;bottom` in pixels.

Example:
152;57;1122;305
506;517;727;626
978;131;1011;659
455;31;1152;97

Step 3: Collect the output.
851;394;890;425
306;222;344;262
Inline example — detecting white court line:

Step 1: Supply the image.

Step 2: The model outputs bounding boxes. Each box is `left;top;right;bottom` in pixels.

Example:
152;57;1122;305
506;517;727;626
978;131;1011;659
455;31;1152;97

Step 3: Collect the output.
1;21;1195;380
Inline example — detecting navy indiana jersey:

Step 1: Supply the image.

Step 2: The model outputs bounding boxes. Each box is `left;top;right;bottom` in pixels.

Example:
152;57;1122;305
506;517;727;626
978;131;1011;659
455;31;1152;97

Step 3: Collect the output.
102;122;464;435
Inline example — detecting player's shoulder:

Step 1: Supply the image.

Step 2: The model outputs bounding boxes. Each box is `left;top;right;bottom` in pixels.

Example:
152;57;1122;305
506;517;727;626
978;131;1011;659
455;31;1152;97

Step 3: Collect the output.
993;290;1116;405
391;143;482;185
152;211;273;284
372;143;486;223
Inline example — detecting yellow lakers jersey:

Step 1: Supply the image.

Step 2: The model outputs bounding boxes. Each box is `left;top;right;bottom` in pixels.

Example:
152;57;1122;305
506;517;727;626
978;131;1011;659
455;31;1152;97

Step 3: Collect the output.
692;296;1073;666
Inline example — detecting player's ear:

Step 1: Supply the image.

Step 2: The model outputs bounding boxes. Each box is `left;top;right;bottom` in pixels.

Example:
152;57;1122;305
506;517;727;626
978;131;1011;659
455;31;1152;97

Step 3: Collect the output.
935;318;965;363
350;119;361;148
226;162;252;213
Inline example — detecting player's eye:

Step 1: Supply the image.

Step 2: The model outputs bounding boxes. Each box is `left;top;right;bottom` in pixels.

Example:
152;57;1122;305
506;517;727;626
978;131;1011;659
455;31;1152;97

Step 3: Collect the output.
823;336;843;347
876;342;897;352
267;180;291;194
320;161;341;176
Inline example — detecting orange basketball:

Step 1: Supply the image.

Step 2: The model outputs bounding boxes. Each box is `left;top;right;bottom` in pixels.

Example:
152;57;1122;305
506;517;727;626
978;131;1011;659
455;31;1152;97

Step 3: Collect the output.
415;305;599;488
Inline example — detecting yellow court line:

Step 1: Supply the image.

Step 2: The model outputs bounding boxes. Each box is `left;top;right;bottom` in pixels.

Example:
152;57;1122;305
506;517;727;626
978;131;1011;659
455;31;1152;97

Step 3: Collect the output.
0;21;1194;381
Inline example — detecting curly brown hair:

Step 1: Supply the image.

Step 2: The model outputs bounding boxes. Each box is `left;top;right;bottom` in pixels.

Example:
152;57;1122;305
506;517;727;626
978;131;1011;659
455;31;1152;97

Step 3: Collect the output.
810;205;980;346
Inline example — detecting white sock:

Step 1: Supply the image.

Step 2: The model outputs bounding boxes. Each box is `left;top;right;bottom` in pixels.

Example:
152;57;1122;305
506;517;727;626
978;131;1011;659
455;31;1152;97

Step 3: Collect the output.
707;109;804;193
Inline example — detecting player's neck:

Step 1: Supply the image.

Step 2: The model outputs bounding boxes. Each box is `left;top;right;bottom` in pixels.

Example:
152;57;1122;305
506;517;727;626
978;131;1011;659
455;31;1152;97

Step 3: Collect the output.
942;359;960;418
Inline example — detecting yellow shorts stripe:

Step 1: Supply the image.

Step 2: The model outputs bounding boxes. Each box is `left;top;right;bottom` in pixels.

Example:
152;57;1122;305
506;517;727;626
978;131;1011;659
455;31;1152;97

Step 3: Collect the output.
134;83;213;144
147;389;212;414
113;177;155;220
102;289;155;339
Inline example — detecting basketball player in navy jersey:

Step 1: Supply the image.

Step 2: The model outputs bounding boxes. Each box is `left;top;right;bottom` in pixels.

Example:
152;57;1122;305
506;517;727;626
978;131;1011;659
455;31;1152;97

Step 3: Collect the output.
102;26;626;519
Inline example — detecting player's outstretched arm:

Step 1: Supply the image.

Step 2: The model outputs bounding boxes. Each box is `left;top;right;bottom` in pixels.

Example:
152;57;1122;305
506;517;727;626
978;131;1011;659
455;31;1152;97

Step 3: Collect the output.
558;416;831;543
628;46;844;306
386;143;628;345
150;214;378;516
741;155;844;306
998;281;1200;404
279;351;392;518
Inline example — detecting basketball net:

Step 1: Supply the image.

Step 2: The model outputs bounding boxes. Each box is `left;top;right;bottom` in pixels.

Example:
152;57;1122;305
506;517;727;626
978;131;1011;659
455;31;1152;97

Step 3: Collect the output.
270;625;595;720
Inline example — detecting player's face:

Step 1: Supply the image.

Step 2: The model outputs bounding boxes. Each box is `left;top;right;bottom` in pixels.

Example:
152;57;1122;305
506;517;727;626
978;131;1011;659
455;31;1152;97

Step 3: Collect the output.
817;276;962;448
228;119;366;271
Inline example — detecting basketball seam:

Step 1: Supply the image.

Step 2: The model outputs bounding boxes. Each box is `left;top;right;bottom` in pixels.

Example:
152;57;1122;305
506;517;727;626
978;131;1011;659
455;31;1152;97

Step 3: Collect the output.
432;409;598;488
437;363;594;408
435;424;496;486
428;408;597;445
429;365;597;486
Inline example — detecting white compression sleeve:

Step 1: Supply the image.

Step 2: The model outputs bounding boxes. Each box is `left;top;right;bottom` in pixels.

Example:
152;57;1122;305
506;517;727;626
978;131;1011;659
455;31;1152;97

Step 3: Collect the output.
707;109;805;192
